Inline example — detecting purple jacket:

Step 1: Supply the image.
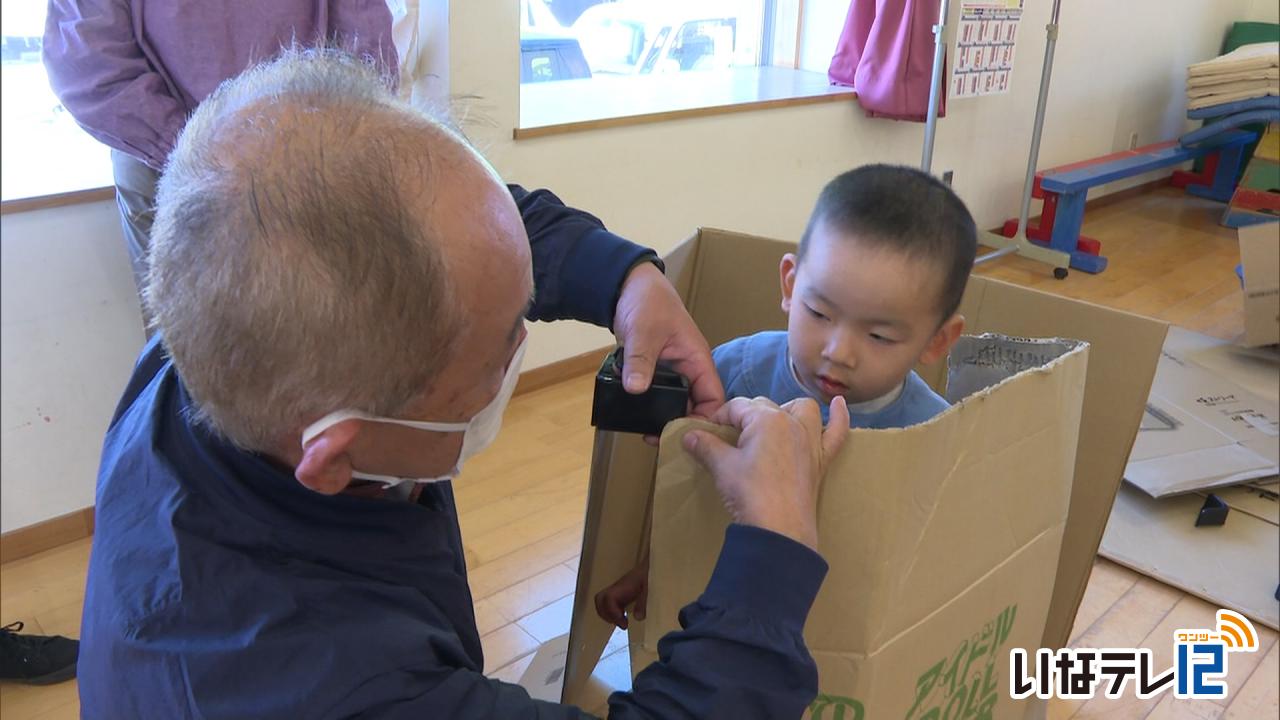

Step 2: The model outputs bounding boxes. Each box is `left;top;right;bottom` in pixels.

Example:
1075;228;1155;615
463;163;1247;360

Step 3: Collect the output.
43;1;395;169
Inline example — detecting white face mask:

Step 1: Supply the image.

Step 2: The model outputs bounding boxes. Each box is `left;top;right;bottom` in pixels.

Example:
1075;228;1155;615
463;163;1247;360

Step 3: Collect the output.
300;336;528;488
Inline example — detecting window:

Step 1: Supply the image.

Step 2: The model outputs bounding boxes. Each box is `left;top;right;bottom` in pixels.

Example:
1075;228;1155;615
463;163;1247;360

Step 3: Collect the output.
2;1;113;203
517;0;852;135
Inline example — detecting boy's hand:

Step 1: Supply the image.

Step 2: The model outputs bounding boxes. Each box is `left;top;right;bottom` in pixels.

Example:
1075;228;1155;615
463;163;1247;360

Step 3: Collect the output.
595;561;649;630
683;395;849;551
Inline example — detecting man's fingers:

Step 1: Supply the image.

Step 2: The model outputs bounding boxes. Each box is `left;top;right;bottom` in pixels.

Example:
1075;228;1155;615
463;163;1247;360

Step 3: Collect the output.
683;429;733;475
822;396;851;465
665;350;725;419
684;368;726;419
708;396;779;429
781;397;823;433
621;339;659;394
707;397;747;426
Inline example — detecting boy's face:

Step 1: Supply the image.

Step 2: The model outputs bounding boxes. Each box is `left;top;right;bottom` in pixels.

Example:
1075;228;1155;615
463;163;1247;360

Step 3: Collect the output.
781;223;964;405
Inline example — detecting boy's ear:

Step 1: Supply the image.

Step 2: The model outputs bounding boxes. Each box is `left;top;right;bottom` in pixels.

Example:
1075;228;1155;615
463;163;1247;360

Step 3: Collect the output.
779;254;798;313
920;313;965;365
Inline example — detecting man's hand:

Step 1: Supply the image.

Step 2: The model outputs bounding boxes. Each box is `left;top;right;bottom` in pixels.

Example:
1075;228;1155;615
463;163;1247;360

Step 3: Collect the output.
614;261;725;419
594;560;650;631
682;396;850;551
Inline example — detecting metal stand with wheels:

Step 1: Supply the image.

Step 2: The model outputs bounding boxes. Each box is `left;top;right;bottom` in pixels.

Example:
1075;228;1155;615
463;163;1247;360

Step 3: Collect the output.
921;0;1072;278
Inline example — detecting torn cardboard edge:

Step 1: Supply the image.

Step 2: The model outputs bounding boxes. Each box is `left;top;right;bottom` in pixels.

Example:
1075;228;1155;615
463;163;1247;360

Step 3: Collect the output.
943;334;1087;403
561;228;1168;707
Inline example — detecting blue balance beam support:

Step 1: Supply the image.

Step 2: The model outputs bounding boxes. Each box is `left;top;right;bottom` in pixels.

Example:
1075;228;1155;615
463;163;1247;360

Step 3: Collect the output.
1044;190;1105;273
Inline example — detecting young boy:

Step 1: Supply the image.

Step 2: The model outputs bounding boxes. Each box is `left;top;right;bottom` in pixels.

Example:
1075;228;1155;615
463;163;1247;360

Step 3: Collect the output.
595;164;979;631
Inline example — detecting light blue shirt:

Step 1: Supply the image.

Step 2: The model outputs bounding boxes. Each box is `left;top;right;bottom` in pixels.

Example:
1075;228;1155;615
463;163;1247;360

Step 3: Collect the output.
712;331;949;428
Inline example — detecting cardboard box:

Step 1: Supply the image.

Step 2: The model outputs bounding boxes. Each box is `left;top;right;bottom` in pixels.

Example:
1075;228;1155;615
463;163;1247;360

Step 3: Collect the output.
1102;326;1280;631
1239;221;1280;348
1124;330;1278;498
561;228;1168;709
1102;483;1279;631
644;334;1090;718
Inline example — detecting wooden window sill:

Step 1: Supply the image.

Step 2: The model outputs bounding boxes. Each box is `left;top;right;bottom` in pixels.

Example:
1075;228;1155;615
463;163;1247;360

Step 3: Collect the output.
515;66;856;140
2;186;115;216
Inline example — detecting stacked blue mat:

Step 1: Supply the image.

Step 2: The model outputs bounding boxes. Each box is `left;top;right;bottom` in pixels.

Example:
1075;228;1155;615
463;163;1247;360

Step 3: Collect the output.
1181;96;1280;146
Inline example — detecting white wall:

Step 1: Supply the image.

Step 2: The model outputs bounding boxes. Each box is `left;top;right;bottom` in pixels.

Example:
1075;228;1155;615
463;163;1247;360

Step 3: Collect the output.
1;200;145;532
0;0;1255;532
1246;0;1279;24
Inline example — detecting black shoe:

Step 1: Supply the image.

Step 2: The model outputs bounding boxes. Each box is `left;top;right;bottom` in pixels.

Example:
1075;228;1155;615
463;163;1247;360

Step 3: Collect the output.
0;621;79;685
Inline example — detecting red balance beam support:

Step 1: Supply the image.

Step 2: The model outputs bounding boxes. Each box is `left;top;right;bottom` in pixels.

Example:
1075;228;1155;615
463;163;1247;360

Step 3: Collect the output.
1170;152;1220;190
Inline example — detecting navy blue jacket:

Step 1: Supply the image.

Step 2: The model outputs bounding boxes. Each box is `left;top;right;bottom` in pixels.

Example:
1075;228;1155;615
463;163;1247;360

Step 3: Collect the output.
78;187;829;718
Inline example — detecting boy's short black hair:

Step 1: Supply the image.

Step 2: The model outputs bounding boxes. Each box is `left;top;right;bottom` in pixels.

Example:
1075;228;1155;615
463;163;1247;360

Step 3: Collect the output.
798;164;978;321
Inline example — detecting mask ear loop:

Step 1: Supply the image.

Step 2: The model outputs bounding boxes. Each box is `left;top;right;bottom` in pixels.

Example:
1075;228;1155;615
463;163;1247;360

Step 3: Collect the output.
298;410;472;490
300;409;470;449
298;332;530;488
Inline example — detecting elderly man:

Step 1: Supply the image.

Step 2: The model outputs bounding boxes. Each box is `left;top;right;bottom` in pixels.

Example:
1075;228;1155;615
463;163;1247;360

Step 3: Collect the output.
81;49;849;718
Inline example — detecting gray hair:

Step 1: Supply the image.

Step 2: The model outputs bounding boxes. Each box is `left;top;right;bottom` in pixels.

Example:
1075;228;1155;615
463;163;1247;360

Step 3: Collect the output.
145;47;462;451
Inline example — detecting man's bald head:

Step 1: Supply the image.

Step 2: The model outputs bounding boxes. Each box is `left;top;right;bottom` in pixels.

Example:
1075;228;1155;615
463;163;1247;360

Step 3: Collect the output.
147;48;514;452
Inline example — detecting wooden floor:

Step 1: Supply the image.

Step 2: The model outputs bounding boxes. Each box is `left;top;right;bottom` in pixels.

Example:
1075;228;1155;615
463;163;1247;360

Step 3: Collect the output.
1;186;1275;718
975;186;1248;343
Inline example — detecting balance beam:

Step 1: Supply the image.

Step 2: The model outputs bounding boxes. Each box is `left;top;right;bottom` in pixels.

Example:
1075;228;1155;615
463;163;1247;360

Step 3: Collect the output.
1000;130;1255;273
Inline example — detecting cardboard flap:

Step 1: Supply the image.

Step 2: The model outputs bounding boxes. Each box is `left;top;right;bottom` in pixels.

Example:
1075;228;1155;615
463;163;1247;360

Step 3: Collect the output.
662;232;700;305
684;229;792;346
958;278;1168;648
643;336;1090;716
561;432;657;705
644;338;1089;653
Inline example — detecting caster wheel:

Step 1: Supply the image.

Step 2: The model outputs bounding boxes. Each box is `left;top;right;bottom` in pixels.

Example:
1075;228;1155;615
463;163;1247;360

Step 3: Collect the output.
1053;267;1069;280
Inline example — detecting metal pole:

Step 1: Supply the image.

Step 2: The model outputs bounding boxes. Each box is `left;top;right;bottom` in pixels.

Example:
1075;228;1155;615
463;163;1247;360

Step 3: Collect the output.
1013;0;1062;238
974;0;1071;276
921;0;951;172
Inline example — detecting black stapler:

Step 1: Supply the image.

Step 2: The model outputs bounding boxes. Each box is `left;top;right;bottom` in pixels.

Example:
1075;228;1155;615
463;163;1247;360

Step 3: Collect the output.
590;347;690;435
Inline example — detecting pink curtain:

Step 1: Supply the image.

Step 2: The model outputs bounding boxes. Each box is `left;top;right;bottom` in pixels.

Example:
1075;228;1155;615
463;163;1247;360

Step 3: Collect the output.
828;0;947;122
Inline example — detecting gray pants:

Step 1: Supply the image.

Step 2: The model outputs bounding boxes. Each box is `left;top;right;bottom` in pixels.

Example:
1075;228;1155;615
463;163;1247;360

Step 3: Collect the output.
111;150;160;334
